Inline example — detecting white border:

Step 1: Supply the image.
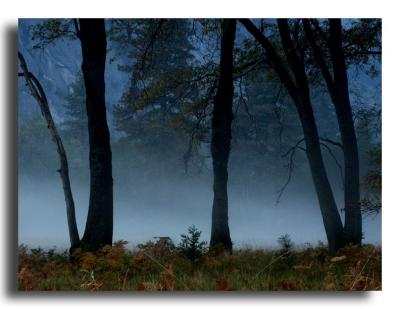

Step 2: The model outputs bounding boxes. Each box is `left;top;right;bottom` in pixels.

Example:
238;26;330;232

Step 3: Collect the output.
2;0;398;308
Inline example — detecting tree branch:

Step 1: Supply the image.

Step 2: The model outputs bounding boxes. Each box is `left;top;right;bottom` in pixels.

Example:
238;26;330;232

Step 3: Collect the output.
320;137;343;150
319;141;344;188
303;19;335;98
239;19;298;102
277;19;308;89
276;138;306;204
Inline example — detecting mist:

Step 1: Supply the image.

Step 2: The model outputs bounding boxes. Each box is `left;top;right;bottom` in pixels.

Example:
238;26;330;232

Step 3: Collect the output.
18;155;381;250
18;18;381;251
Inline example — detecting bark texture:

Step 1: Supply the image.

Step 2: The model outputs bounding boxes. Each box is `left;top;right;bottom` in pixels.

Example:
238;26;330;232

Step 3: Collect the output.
78;19;114;250
209;19;236;252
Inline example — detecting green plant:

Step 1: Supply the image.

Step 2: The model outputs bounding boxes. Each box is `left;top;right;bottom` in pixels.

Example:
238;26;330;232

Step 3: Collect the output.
177;225;207;264
278;234;294;255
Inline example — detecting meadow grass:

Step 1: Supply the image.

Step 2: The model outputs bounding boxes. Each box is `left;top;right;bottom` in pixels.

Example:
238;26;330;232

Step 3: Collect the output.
17;241;381;291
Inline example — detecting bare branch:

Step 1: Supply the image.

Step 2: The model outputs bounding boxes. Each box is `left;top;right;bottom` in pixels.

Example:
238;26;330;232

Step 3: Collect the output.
183;79;217;173
319;141;344;188
276;138;306;204
319;137;343;150
271;83;284;151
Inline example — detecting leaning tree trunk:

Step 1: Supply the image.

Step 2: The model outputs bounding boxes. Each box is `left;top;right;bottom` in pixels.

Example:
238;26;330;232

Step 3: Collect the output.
240;19;344;250
78;19;114;250
18;52;80;249
296;92;345;250
277;19;344;250
329;19;362;245
209;19;236;252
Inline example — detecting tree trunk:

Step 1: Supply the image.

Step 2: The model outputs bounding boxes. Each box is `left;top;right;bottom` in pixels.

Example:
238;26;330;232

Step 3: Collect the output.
296;91;345;250
240;19;344;250
209;19;236;252
78;19;114;250
277;19;345;250
18;52;80;249
328;19;362;245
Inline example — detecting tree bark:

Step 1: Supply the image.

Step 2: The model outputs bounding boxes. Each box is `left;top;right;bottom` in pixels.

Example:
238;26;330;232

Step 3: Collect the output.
78;19;114;250
240;19;344;250
328;19;362;245
18;52;80;249
209;19;236;252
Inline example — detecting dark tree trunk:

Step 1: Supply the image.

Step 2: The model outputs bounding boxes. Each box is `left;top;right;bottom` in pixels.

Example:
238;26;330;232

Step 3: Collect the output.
209;19;236;252
18;52;80;249
78;19;113;250
240;19;344;250
328;19;362;245
296;91;345;250
303;19;362;246
278;20;344;250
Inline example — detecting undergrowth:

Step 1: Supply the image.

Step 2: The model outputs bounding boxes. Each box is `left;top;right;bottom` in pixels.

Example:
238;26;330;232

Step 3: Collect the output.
18;240;381;291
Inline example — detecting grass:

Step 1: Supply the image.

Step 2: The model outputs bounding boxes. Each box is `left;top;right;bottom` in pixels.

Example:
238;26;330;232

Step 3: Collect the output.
17;240;381;291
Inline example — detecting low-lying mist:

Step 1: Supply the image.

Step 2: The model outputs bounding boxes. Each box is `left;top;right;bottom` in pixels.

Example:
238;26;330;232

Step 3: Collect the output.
18;163;381;250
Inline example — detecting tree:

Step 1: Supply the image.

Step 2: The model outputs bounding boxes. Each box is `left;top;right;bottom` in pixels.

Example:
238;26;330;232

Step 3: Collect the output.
110;20;198;170
209;19;236;252
360;143;381;215
18;52;80;249
28;19;114;250
111;19;196;136
303;19;363;245
77;19;114;250
178;225;207;265
61;74;88;144
240;19;344;250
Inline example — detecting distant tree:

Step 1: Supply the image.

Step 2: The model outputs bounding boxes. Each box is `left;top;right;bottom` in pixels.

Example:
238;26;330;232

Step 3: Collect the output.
111;19;195;134
109;19;211;174
360;143;381;215
61;74;88;144
19;111;58;177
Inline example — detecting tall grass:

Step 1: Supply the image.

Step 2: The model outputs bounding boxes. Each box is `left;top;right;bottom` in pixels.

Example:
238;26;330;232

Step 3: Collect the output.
18;240;381;291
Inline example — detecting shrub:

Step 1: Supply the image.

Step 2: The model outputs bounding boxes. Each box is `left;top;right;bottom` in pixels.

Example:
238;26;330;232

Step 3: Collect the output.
177;225;207;264
278;234;294;255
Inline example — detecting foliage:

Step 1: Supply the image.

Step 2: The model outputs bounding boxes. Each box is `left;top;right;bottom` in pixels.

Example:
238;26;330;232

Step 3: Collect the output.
18;112;59;177
277;234;294;255
360;143;381;215
61;73;88;144
277;234;296;266
18;242;381;291
30;19;77;49
177;225;207;264
109;19;212;174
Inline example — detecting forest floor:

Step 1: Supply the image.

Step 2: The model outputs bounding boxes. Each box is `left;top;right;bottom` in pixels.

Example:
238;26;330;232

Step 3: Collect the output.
17;241;381;291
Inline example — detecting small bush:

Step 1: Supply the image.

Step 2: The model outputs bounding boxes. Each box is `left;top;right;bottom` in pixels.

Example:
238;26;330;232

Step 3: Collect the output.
177;225;207;264
278;234;294;255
